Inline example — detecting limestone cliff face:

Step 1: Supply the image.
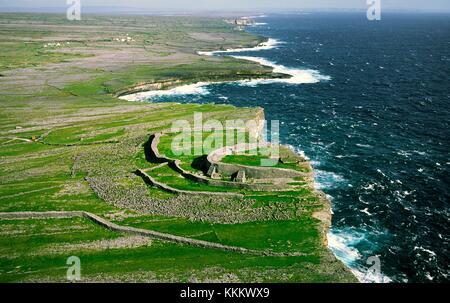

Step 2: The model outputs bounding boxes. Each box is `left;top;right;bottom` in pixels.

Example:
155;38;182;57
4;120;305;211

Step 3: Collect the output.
253;107;332;248
313;191;333;247
117;79;184;96
254;107;266;141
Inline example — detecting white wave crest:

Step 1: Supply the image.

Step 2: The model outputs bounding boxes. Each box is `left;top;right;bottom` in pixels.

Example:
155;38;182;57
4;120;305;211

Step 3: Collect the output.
232;56;331;85
328;232;362;264
197;39;330;85
197;38;281;56
351;267;393;283
119;82;210;101
242;14;267;19
314;169;345;190
328;230;392;283
123;36;330;101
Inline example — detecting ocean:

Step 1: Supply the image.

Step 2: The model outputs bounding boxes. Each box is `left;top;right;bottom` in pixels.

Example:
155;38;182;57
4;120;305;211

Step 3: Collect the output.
126;12;450;282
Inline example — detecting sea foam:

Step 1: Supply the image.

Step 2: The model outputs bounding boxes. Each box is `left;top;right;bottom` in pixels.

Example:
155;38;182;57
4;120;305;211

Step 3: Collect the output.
232;55;331;85
123;37;329;101
197;38;281;56
328;230;393;283
328;231;362;264
119;82;210;101
198;38;330;85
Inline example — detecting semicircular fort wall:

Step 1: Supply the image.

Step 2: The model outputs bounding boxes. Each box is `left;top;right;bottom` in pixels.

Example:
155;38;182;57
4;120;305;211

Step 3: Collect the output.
206;143;310;180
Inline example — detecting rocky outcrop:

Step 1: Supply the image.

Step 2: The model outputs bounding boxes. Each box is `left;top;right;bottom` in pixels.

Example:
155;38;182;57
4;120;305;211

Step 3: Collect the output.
116;79;185;97
312;191;333;247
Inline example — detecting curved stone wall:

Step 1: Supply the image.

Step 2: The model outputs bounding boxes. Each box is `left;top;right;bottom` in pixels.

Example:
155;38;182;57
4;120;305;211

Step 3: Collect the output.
136;169;244;198
206;143;309;180
145;132;307;192
169;160;287;191
148;132;174;163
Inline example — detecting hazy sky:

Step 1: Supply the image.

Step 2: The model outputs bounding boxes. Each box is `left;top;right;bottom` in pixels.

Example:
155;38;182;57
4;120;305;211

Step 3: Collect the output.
1;0;450;12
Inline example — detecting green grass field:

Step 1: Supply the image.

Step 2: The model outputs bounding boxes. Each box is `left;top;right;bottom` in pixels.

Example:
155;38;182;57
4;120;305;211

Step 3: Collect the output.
0;13;356;283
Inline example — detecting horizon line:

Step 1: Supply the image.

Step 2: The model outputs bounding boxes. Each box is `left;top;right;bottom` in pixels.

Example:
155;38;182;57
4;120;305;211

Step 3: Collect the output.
1;6;450;14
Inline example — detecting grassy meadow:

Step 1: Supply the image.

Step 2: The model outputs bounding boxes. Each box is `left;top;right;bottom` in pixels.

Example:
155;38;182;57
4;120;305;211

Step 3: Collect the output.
0;13;356;282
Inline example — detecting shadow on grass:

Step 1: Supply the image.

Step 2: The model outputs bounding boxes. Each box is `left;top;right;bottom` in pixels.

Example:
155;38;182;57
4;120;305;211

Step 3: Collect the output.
192;155;209;174
144;135;166;164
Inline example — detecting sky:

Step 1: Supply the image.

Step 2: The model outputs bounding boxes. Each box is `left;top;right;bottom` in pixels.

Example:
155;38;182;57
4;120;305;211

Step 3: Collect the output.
1;0;449;12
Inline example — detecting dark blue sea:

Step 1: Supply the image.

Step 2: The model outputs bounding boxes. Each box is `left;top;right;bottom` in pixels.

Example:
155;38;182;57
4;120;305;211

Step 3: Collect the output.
142;13;450;282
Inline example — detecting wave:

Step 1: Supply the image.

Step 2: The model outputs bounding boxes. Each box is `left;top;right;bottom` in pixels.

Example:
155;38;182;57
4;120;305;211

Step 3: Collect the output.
328;231;362;264
328;229;393;283
198;38;330;85
197;38;281;56
123;38;330;101
119;82;210;101
351;266;393;283
314;169;346;190
231;55;331;85
242;14;268;19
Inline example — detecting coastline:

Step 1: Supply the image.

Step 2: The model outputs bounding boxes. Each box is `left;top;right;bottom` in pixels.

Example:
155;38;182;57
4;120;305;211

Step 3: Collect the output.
5;12;448;284
0;13;359;282
119;33;357;281
119;38;330;102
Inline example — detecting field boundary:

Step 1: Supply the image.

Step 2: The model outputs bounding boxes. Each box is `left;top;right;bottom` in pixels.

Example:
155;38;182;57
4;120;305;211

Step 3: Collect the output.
0;211;305;257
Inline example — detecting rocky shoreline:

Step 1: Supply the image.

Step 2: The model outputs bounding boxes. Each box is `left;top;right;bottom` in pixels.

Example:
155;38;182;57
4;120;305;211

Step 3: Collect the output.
117;38;334;247
116;35;355;280
0;13;358;283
